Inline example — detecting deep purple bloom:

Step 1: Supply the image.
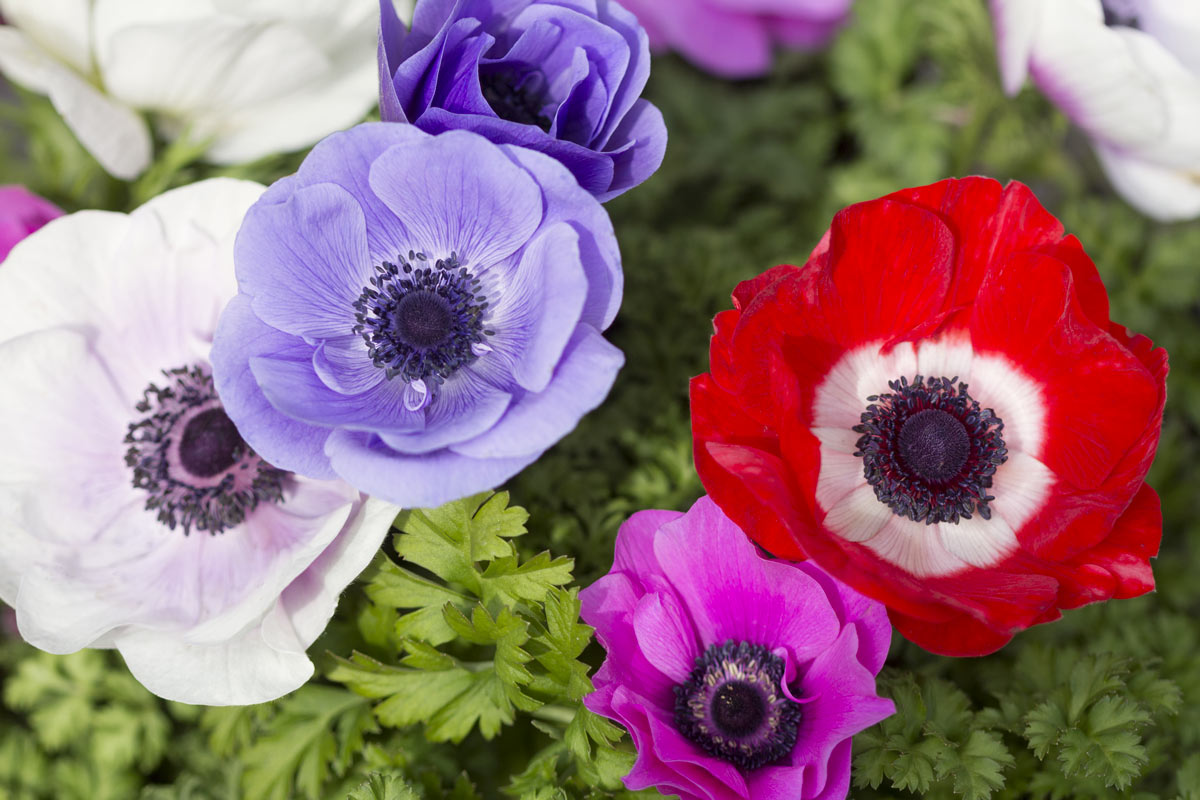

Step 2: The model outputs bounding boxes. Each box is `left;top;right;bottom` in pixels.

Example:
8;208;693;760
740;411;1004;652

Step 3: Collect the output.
377;0;667;201
618;0;853;78
212;123;624;509
0;185;61;262
580;497;894;800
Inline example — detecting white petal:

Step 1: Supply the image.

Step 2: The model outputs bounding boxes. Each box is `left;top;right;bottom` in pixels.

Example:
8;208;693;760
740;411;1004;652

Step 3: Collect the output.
915;335;974;384
938;513;1017;568
822;483;893;543
116;604;315;705
970;352;1046;459
989;0;1047;94
0;0;94;74
1136;0;1200;75
990;450;1055;532
0;28;151;178
864;516;971;578
813;433;865;512
278;497;399;645
1094;142;1200;222
812;341;916;429
1027;1;1172;152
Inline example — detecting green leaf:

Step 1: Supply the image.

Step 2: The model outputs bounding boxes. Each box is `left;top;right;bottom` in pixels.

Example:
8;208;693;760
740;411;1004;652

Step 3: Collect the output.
241;685;376;800
345;770;419;800
479;550;574;606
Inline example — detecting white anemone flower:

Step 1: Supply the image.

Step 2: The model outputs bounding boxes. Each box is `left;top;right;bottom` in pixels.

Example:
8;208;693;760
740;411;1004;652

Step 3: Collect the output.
0;178;399;705
0;0;412;180
991;0;1200;221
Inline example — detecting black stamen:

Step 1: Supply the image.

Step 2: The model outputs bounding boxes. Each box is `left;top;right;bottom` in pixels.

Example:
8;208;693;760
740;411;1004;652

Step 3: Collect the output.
480;65;553;131
124;365;288;535
352;251;491;386
674;640;802;771
854;375;1008;525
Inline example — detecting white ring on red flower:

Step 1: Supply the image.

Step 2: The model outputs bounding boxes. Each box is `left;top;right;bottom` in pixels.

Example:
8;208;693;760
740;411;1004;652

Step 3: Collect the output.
812;337;1055;577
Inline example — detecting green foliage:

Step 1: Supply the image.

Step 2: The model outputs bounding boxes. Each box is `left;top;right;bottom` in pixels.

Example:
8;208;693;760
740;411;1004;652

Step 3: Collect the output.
330;493;633;797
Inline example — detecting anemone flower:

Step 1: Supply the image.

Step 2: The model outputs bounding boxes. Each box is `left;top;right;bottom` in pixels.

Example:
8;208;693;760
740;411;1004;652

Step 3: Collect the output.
212;124;624;510
377;0;666;200
618;0;852;78
691;177;1166;656
581;496;894;800
0;184;61;261
991;0;1200;221
0;179;399;705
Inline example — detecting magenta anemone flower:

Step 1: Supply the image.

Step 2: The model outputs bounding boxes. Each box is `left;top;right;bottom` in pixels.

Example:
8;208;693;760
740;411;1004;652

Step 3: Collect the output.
0;179;399;705
580;497;894;800
0;185;61;262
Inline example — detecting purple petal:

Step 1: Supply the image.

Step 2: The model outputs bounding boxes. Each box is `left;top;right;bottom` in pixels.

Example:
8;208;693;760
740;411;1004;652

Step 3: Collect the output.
313;335;383;395
653;497;842;659
325;428;539;508
499;145;622;328
286;123;426;262
633;590;701;684
603;98;668;201
249;353;425;434
368;130;543;268
236;183;369;340
379;368;513;454
212;295;336;479
450;325;622;459
378;0;408;122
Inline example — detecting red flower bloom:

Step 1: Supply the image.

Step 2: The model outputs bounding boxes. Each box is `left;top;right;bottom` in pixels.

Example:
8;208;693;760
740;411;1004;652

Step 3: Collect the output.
691;177;1167;657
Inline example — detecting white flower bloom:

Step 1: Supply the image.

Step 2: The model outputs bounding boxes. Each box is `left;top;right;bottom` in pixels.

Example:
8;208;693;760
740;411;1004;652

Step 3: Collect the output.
991;0;1200;221
0;178;400;705
0;0;414;179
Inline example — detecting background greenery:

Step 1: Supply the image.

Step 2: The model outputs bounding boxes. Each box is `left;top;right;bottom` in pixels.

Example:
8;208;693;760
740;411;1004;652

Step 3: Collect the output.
2;1;1199;798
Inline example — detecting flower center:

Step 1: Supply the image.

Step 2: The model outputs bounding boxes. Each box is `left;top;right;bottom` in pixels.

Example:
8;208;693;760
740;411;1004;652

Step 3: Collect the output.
352;251;493;391
1102;0;1140;28
673;640;802;771
480;64;553;131
854;375;1007;525
125;365;288;535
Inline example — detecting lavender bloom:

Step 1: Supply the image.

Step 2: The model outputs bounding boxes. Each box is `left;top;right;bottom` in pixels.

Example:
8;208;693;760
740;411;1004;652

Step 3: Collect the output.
0;185;61;262
0;179;400;705
377;0;667;201
580;497;894;800
212;124;624;509
618;0;852;78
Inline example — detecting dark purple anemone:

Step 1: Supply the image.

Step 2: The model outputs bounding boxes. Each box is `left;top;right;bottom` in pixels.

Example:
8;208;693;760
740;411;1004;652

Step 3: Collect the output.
211;124;624;509
581;497;895;800
378;0;667;201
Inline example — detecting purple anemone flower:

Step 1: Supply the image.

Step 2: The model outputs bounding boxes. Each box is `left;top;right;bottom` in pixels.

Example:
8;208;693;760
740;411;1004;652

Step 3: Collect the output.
0;179;399;705
617;0;853;78
377;0;667;201
211;123;624;509
580;497;894;800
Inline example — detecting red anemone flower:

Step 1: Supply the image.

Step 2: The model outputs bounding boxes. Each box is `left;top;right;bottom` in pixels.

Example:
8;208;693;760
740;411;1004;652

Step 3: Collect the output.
691;177;1167;657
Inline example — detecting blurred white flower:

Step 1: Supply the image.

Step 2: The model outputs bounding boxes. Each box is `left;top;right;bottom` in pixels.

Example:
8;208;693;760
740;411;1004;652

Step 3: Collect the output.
991;0;1200;221
0;0;413;179
0;178;399;705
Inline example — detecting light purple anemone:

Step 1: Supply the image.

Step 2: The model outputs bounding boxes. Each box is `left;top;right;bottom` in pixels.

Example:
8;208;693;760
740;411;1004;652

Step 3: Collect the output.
580;497;894;800
378;0;667;201
212;123;624;510
0;185;61;261
618;0;853;78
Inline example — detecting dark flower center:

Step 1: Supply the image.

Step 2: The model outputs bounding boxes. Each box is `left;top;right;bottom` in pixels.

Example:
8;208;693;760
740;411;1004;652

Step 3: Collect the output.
674;640;802;771
480;65;553;131
178;408;243;478
125;365;288;535
353;251;493;385
854;375;1008;525
1102;0;1140;28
